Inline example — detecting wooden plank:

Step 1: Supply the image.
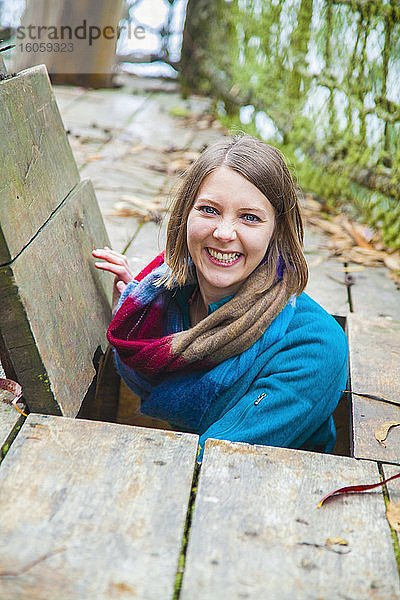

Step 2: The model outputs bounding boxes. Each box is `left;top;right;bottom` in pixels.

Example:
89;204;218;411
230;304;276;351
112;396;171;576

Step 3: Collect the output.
350;266;400;321
0;403;23;450
59;90;146;129
0;179;113;416
348;313;400;463
381;463;400;575
181;440;399;600
0;414;199;600
303;228;349;316
0;65;79;263
383;464;400;502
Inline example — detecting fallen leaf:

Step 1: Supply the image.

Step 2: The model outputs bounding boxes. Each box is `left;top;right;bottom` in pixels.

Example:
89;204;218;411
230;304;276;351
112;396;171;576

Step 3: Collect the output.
383;253;400;272
375;421;400;447
120;194;167;212
167;158;192;175
308;217;348;237
386;501;400;531
86;155;104;162
333;265;365;272
326;537;349;546
307;256;325;268
317;471;400;508
106;202;163;224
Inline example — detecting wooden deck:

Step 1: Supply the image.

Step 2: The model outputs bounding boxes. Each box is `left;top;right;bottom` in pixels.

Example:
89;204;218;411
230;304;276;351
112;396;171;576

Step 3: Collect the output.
0;67;399;598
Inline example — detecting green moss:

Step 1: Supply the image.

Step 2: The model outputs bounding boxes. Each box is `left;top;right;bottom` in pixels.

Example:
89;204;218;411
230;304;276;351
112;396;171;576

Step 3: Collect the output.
1;443;9;458
1;419;24;464
378;464;400;583
169;105;191;118
38;372;51;393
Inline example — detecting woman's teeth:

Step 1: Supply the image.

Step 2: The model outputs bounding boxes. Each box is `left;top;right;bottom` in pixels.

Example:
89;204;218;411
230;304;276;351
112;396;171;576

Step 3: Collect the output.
207;248;240;263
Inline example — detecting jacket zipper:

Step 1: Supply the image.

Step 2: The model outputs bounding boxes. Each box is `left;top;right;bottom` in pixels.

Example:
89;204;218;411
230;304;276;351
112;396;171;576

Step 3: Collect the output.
213;393;266;437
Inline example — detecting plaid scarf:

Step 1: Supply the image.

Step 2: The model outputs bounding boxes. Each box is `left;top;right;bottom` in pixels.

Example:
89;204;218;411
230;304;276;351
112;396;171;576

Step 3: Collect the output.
107;253;294;380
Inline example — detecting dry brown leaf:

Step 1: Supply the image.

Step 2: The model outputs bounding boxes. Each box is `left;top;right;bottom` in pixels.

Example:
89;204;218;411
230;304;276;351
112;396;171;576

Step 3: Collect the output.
337;247;384;267
387;270;400;288
327;239;353;252
375;421;400;447
120;194;167;212
106;202;162;224
347;246;385;259
167;158;191;175
340;220;375;250
303;194;323;211
166;151;200;176
326;537;349;546
386;501;400;531
308;256;325;268
308;217;348;237
383;253;400;272
182;150;201;162
86;155;104;162
129;143;145;154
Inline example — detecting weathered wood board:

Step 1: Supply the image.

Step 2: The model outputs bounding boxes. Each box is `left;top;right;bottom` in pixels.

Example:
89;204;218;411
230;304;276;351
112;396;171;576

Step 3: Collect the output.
0;65;79;263
382;464;400;502
303;229;349;316
0;414;199;600
0;179;112;416
181;439;399;600
59;90;146;130
348;313;400;464
381;463;400;560
350;266;400;321
0;402;23;450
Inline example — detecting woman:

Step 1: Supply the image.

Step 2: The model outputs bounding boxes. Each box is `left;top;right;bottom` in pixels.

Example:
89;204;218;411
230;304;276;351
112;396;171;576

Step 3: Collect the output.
93;135;348;459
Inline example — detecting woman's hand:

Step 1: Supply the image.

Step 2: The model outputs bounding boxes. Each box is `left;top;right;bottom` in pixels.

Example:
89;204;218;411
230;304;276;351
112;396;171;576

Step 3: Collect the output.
92;246;133;310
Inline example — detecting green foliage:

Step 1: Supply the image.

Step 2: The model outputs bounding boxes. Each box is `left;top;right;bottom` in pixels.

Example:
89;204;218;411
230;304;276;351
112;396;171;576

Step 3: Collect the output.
184;0;400;248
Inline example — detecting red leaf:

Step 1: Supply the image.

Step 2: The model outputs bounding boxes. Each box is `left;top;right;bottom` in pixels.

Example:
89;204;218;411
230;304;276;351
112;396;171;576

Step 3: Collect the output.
317;471;400;508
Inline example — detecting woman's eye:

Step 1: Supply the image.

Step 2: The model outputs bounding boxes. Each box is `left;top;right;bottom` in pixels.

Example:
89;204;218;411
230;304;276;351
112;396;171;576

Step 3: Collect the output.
242;213;261;223
198;205;217;215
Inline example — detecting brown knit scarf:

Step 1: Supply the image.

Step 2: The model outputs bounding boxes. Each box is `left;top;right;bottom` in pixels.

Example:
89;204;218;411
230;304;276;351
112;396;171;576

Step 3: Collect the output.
170;263;292;364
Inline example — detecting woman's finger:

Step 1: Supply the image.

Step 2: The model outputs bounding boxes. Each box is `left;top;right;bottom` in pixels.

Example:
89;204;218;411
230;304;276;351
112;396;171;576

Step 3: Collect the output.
94;262;132;281
92;248;128;266
116;281;127;293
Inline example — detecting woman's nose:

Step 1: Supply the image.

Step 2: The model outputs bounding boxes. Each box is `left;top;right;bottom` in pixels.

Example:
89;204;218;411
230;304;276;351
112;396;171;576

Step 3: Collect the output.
213;219;237;241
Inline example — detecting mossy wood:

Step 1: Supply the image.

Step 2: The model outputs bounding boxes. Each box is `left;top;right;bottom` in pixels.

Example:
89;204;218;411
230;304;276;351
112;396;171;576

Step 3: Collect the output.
348;313;400;464
181;439;399;599
0;414;199;600
0;65;79;264
0;403;23;451
0;179;113;417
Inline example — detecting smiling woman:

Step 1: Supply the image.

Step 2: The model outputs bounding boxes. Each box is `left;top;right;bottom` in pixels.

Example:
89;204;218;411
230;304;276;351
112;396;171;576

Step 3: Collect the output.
186;166;276;313
93;135;348;460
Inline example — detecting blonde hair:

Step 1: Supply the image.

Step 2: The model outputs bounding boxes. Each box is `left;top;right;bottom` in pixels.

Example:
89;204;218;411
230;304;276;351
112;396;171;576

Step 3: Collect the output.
163;135;308;295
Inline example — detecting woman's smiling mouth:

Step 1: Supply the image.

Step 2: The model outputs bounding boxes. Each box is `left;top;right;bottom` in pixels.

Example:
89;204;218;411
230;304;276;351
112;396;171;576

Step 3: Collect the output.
206;247;242;266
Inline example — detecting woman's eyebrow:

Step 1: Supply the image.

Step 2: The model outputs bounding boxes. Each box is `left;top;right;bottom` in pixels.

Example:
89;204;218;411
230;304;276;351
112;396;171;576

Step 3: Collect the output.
194;196;220;204
239;206;267;214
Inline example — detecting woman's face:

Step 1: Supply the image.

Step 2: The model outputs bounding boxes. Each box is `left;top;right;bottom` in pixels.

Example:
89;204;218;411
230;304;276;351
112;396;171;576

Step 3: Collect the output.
186;166;275;303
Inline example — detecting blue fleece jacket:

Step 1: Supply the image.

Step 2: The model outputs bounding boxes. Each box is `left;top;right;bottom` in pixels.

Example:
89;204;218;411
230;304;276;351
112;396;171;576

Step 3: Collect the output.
133;291;349;459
